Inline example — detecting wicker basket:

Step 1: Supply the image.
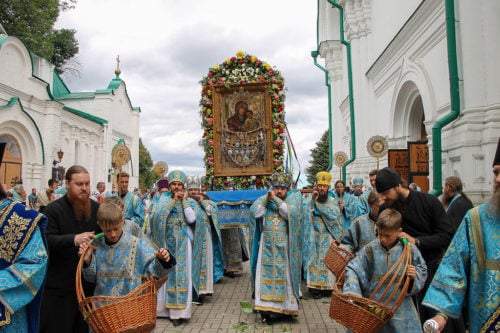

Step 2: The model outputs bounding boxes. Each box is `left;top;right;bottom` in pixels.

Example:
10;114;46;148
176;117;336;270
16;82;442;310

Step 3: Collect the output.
76;241;168;333
324;240;356;279
329;239;412;333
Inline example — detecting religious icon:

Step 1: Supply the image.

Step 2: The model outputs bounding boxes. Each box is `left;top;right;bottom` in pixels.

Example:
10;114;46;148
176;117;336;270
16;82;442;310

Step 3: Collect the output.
213;83;273;176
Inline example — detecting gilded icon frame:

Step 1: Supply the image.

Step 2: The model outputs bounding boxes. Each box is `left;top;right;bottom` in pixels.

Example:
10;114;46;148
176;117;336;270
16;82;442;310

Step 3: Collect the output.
212;83;273;176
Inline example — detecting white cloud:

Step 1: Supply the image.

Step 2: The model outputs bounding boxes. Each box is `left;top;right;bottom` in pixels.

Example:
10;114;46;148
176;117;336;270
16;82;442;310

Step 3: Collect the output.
56;0;328;182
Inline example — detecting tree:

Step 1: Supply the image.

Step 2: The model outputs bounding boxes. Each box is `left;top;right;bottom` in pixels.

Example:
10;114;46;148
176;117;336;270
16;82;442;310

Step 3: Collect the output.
138;138;158;191
0;0;79;74
305;130;330;186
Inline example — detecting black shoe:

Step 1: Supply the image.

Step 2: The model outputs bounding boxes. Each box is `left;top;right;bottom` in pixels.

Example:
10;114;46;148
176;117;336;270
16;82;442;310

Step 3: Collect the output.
224;271;236;278
261;313;273;325
172;319;182;327
308;288;321;299
196;295;204;305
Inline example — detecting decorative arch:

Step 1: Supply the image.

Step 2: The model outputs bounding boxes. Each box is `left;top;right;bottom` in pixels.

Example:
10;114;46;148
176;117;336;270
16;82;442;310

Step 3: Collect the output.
0;36;33;86
390;58;435;142
0;121;41;186
389;58;434;192
0;98;44;165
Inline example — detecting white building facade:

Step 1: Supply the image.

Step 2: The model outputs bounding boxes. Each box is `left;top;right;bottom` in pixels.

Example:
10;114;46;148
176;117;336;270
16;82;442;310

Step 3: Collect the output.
0;28;140;193
316;0;499;203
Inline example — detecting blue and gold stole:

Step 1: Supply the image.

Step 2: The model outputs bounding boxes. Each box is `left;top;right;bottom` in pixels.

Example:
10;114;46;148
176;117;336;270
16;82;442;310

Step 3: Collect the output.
0;200;46;328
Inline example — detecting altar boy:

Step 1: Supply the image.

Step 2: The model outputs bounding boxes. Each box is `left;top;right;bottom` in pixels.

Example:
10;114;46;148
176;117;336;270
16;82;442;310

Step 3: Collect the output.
78;202;175;297
342;208;427;332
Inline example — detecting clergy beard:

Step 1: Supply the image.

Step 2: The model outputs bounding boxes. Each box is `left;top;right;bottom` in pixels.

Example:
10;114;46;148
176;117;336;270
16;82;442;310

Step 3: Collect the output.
0;184;6;199
68;194;91;221
490;183;500;213
317;192;328;203
440;191;452;206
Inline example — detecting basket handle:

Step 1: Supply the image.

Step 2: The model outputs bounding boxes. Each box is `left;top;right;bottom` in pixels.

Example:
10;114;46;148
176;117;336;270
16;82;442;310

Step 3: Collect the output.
369;238;412;311
75;233;103;303
75;232;169;303
382;243;412;309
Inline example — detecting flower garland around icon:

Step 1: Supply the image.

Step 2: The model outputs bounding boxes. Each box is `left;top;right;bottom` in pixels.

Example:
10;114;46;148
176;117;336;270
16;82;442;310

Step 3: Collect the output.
199;51;286;190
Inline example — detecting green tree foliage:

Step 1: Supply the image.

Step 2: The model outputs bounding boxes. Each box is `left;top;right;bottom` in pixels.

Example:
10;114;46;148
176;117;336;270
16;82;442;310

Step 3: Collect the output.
0;0;79;74
305;130;330;186
138;138;158;191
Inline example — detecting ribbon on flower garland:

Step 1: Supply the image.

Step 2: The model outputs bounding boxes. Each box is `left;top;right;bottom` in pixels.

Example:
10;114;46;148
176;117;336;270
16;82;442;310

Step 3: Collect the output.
285;124;301;188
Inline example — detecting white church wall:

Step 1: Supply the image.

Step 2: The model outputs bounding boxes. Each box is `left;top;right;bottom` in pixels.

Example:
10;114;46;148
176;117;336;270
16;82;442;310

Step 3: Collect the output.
318;0;499;203
0;33;140;194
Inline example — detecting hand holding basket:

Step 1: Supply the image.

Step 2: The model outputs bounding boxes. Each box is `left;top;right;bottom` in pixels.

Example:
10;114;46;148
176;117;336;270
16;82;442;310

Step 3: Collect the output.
75;233;168;333
329;238;413;333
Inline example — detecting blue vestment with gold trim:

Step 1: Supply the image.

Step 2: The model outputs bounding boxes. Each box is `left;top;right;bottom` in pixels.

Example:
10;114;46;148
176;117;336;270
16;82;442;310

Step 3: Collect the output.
343;239;427;332
82;232;170;296
340;212;377;254
192;199;224;295
249;190;304;314
149;193;200;311
0;200;48;333
306;195;342;290
423;203;500;333
122;192;144;228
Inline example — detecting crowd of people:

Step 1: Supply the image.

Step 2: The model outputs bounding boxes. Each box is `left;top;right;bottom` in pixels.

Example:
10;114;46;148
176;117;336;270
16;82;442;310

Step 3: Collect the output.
1;138;499;332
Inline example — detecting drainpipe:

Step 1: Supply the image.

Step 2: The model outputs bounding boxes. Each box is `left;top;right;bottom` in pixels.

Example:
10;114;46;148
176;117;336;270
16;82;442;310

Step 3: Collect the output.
311;50;333;171
428;0;460;196
326;0;356;183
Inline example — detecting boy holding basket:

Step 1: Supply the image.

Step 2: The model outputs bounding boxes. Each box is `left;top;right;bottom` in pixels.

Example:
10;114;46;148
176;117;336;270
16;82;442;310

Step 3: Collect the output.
341;208;427;332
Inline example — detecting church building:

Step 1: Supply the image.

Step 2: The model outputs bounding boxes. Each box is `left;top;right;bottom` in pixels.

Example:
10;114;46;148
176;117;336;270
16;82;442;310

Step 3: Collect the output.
315;0;499;203
0;25;140;193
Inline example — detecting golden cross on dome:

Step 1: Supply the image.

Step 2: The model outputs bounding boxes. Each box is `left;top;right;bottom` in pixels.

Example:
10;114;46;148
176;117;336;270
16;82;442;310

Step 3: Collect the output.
115;54;121;77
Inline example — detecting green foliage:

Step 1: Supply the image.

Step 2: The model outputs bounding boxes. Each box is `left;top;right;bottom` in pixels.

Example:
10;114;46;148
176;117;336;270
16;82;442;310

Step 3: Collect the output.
233;322;250;332
239;301;253;314
0;0;79;74
305;130;330;185
138;138;158;191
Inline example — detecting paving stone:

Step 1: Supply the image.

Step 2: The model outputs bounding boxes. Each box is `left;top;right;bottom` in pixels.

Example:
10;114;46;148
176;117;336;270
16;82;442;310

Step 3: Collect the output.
153;261;347;333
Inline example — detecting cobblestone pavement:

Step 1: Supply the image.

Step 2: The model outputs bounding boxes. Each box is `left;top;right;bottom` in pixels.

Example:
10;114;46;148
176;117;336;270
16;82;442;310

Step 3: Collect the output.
154;261;347;333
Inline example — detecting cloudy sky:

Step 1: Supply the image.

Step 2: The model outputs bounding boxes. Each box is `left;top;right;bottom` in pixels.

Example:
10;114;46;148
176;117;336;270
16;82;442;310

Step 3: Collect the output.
56;1;329;184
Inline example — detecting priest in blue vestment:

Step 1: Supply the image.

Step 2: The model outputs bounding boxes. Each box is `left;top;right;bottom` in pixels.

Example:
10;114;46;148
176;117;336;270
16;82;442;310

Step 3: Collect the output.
148;170;201;327
0;181;48;333
422;138;500;333
249;172;308;325
305;171;342;299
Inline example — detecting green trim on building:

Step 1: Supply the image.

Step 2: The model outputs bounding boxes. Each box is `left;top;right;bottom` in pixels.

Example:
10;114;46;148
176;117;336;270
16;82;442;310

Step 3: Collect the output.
63;106;108;125
0;97;46;165
0;35;9;47
107;77;122;90
55;92;96;100
52;71;71;97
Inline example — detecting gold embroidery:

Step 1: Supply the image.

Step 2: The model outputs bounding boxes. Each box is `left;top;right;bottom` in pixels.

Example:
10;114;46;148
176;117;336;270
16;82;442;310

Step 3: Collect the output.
0;205;38;264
